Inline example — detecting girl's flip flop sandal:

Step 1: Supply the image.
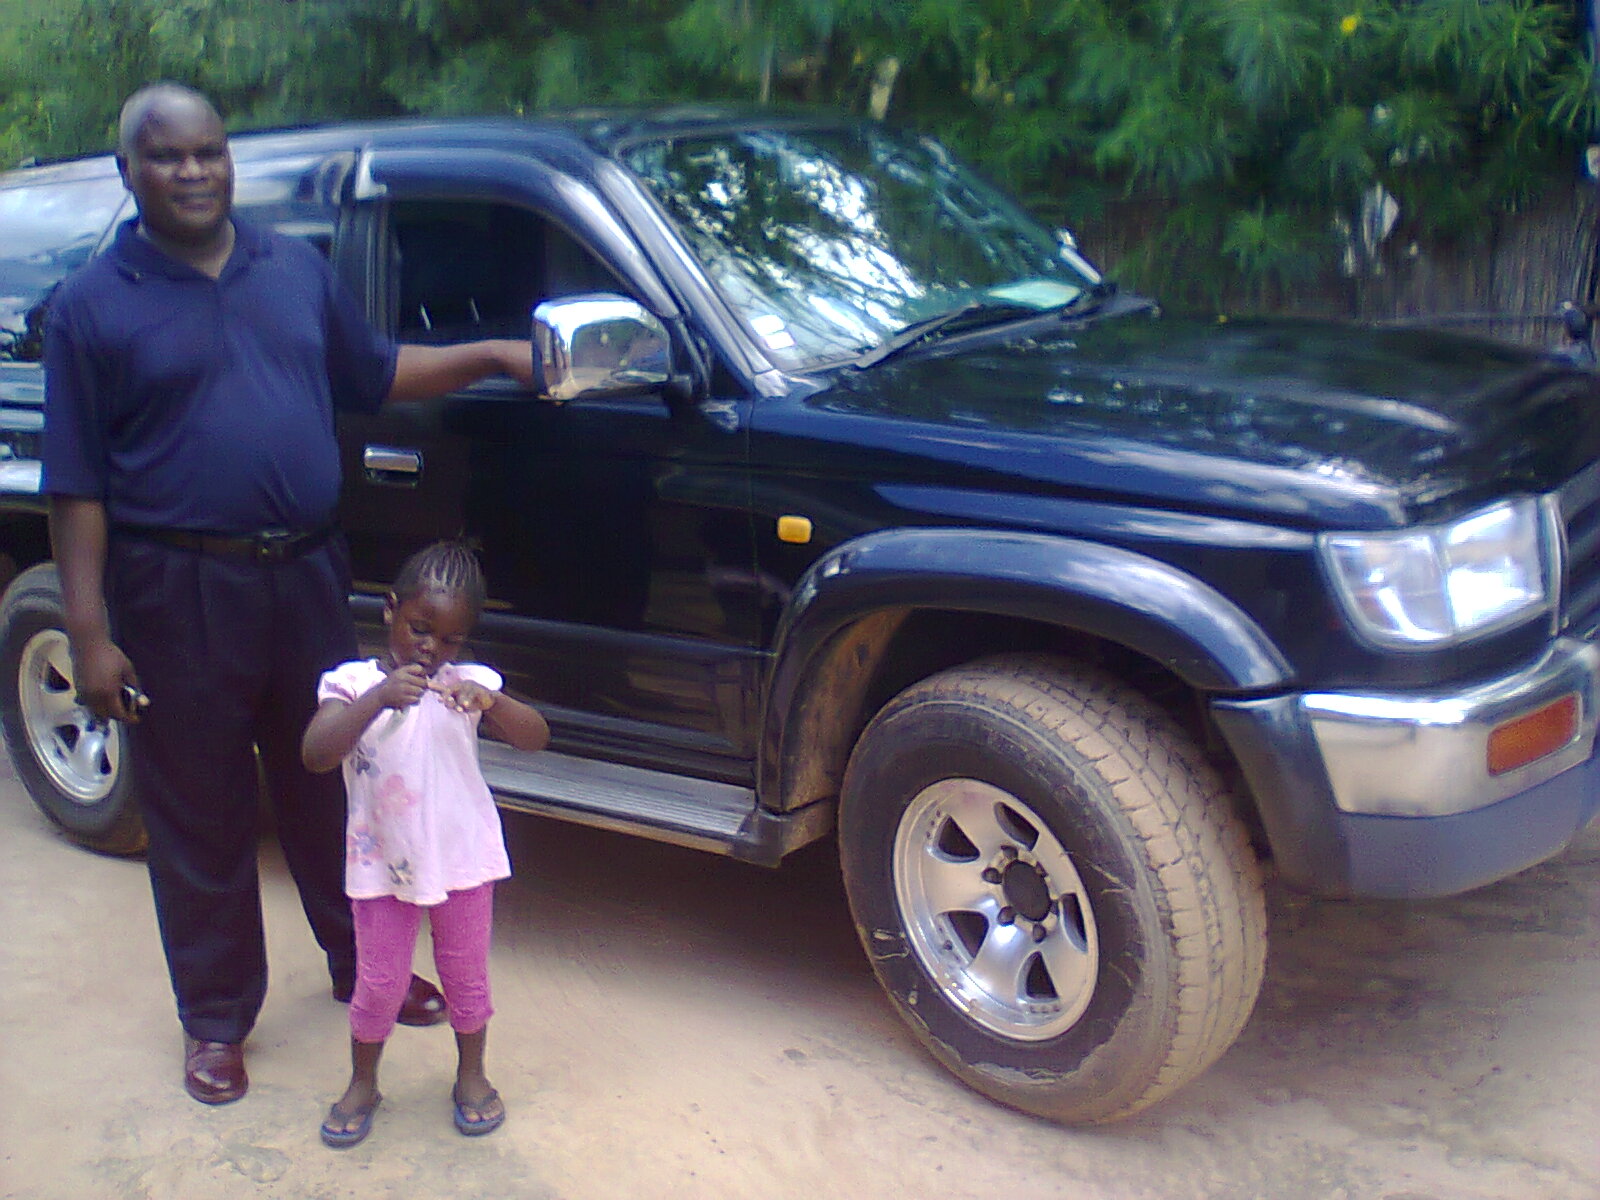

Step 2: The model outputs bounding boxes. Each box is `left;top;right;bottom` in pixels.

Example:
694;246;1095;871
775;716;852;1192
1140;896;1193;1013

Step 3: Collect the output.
453;1087;505;1136
320;1092;382;1148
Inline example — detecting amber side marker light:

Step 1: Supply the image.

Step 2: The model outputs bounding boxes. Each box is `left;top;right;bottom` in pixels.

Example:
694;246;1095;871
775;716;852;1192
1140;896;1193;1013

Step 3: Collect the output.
776;515;813;544
1486;694;1580;776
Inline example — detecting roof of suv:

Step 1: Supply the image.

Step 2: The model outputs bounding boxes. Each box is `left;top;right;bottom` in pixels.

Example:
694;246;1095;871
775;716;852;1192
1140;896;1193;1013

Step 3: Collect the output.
3;106;856;184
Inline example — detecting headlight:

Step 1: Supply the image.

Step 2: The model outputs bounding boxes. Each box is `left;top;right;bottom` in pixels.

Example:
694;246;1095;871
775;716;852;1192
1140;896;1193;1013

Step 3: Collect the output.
1320;498;1555;649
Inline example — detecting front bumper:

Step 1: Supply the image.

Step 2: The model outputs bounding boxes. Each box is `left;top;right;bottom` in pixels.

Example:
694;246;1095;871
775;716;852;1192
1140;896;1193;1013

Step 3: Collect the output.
1212;636;1600;898
1304;638;1600;818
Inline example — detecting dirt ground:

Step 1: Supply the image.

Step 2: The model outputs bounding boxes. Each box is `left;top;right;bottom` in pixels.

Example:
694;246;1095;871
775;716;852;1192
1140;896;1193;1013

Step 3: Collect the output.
2;750;1597;1200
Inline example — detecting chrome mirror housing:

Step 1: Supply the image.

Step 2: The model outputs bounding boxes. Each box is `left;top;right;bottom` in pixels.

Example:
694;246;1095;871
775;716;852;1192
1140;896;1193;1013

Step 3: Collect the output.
531;294;671;401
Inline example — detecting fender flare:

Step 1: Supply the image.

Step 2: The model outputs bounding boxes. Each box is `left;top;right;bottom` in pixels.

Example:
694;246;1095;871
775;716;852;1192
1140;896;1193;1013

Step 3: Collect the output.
760;526;1293;804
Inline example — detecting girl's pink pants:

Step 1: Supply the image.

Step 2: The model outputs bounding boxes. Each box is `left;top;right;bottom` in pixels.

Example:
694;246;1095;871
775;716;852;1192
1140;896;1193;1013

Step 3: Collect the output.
348;882;495;1043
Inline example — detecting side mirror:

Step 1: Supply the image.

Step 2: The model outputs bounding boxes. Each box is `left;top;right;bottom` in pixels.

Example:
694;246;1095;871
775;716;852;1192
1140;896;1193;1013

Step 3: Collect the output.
531;294;671;401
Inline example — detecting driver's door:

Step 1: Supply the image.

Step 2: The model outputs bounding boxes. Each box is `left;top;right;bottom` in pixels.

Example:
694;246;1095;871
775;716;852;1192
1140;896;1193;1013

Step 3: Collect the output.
334;155;762;776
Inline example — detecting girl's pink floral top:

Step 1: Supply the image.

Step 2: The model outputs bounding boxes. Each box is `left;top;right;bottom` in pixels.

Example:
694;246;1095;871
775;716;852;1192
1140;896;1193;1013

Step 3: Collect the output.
318;659;511;905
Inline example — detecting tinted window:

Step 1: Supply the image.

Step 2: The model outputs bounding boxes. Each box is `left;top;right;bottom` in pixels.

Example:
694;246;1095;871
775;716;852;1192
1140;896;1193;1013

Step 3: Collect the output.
0;173;127;362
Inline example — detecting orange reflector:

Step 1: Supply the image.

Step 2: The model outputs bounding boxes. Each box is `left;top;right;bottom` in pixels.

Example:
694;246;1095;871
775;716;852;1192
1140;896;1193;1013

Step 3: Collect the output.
1487;694;1579;776
776;515;813;544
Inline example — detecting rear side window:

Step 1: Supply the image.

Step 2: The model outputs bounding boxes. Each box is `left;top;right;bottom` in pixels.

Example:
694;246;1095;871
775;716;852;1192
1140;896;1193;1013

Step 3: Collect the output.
234;157;340;258
0;173;127;362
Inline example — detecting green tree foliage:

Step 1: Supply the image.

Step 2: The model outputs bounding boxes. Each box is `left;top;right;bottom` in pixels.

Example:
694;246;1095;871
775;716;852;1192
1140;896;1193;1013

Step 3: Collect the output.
0;0;1593;309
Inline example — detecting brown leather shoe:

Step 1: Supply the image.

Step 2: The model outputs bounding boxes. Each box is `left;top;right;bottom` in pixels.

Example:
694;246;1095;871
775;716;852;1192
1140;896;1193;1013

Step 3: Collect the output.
331;974;448;1027
183;1037;247;1105
397;975;447;1027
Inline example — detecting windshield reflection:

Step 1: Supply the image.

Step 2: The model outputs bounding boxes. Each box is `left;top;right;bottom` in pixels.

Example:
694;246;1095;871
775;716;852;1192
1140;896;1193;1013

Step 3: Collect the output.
624;125;1096;368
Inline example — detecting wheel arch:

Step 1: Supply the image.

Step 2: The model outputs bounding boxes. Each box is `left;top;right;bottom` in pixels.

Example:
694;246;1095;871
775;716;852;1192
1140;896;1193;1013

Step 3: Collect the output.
759;527;1293;814
0;508;52;595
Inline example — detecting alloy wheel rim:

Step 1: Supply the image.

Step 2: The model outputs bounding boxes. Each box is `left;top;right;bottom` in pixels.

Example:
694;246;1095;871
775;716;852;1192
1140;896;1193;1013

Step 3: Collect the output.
893;777;1099;1041
16;628;119;804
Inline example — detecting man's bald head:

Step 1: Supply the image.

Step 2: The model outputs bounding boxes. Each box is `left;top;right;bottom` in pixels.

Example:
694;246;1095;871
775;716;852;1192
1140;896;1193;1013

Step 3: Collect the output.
115;83;234;256
117;83;222;155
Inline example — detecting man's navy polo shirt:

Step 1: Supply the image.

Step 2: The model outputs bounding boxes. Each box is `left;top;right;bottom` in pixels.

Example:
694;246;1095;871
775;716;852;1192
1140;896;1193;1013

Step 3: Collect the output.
42;218;398;534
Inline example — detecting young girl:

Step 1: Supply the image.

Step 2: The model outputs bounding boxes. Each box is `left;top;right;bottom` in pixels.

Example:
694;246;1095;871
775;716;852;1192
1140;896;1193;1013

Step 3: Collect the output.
302;540;549;1148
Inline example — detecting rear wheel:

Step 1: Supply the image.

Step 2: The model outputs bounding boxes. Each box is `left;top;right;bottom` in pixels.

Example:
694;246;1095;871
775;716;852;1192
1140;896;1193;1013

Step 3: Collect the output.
0;564;145;855
839;654;1266;1124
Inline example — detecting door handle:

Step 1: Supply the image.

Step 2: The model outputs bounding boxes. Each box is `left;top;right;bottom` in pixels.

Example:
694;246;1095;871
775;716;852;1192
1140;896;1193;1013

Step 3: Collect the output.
362;444;422;484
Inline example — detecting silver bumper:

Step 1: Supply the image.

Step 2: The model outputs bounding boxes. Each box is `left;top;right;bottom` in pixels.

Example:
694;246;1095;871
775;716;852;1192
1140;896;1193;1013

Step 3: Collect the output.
1302;637;1600;817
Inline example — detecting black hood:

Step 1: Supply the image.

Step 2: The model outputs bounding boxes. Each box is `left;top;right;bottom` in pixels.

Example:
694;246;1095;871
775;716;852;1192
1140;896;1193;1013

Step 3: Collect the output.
812;312;1600;528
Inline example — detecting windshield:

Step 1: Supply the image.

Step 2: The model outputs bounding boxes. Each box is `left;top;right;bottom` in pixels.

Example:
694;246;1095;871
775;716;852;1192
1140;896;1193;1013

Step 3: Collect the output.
623;124;1099;369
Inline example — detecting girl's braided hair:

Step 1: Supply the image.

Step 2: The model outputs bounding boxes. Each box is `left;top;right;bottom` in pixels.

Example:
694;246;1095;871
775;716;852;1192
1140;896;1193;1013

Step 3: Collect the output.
391;539;488;615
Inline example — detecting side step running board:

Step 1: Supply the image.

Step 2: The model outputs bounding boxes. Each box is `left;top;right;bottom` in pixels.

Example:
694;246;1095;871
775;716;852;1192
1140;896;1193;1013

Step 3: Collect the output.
477;743;833;866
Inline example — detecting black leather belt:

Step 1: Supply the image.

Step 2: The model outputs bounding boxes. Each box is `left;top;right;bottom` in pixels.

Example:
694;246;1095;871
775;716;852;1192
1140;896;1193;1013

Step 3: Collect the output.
114;524;334;564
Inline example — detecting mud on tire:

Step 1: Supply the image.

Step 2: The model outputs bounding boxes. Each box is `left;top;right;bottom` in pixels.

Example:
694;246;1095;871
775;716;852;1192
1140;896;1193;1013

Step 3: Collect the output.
838;654;1267;1124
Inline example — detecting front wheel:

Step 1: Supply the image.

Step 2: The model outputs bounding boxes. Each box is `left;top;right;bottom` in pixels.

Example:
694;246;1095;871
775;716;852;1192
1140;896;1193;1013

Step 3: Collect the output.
839;655;1266;1124
0;564;145;855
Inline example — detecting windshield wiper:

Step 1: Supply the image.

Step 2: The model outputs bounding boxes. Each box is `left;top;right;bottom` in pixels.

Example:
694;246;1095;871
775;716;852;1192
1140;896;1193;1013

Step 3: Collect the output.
853;285;1122;369
854;300;1036;369
1055;279;1120;319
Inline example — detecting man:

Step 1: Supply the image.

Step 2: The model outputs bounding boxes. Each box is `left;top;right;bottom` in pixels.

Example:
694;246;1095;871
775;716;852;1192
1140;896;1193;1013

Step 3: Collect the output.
42;83;535;1105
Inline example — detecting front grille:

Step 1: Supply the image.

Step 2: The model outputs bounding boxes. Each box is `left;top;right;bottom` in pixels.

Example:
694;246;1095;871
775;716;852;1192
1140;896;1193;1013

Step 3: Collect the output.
1559;458;1600;639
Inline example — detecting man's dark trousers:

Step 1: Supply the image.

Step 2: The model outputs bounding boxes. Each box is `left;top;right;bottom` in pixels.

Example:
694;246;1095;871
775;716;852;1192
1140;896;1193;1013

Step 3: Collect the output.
108;534;359;1044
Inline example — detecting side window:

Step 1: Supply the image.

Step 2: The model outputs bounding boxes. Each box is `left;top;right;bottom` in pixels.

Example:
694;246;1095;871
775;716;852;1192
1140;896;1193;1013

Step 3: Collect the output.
0;174;127;363
391;199;621;344
234;162;338;258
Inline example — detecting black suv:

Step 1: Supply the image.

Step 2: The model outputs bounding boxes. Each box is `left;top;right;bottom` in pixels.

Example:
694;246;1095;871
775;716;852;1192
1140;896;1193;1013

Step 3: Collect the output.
3;109;1599;1124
